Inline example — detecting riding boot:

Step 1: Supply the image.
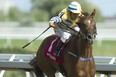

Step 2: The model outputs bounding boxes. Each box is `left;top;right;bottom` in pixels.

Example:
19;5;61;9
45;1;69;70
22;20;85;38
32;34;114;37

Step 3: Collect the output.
54;40;64;57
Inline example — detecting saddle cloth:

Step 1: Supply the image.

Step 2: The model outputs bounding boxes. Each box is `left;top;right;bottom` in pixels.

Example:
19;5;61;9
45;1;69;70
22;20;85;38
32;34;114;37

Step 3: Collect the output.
44;36;63;64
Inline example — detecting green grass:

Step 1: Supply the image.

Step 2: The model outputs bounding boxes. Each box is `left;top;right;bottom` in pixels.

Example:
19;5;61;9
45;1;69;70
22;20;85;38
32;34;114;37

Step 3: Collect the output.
0;39;116;57
0;39;42;53
4;71;25;77
93;40;116;57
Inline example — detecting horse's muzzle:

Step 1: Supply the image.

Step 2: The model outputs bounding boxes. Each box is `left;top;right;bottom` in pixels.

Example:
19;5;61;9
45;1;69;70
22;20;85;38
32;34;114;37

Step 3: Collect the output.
86;34;94;44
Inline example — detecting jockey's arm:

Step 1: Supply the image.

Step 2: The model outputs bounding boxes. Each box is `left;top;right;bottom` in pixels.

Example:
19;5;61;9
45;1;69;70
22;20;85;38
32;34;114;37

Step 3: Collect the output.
49;16;61;28
49;9;65;28
71;23;80;32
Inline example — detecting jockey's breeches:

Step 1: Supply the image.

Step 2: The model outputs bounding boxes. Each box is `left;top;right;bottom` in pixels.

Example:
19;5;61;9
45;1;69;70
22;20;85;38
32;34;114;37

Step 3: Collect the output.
54;29;71;43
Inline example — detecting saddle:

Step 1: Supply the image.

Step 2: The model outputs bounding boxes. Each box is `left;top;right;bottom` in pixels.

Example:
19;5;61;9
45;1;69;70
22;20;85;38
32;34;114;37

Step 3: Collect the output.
44;36;65;64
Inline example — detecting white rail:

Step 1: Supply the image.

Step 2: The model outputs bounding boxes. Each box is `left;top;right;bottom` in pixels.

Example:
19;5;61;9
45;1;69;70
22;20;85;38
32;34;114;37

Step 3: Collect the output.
0;27;116;40
0;54;116;77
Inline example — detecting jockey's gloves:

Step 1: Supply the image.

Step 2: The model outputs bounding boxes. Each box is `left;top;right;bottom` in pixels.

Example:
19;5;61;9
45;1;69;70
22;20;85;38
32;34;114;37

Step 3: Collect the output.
49;21;55;27
50;16;61;24
74;27;80;32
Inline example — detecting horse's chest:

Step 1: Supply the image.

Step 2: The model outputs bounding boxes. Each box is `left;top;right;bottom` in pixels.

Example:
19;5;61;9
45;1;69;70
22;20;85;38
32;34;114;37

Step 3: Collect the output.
76;60;95;77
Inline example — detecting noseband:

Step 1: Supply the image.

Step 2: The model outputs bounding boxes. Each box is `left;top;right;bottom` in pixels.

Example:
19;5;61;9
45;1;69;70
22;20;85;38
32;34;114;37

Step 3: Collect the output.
79;30;96;44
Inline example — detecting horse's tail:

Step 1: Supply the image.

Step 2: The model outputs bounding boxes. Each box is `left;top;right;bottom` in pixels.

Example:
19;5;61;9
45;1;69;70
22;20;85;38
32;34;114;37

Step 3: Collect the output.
29;57;44;77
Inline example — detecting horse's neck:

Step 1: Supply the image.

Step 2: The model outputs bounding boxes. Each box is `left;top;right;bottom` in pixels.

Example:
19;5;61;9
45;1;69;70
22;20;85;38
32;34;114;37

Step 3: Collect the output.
79;39;93;58
68;37;93;58
72;38;92;58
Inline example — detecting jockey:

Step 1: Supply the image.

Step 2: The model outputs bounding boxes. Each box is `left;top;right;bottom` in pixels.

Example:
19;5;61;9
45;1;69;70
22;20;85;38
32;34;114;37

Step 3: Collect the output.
49;1;83;57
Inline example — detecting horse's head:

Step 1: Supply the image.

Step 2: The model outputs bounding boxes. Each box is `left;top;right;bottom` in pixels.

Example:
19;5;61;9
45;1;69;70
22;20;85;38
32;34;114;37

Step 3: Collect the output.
78;9;97;44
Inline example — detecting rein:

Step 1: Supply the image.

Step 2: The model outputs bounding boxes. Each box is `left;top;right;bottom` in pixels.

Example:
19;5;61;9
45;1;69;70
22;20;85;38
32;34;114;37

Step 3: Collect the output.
63;21;96;61
67;52;92;61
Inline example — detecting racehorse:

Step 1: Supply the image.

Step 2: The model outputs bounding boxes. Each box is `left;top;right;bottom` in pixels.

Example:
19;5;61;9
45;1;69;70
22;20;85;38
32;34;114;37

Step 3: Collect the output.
30;9;97;77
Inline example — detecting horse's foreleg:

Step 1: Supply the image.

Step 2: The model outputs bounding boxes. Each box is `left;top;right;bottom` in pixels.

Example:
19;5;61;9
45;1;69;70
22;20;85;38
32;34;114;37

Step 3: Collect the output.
90;69;96;77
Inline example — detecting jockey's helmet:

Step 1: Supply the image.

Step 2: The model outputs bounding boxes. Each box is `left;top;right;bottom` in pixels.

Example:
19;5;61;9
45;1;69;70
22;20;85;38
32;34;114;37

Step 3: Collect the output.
68;1;82;14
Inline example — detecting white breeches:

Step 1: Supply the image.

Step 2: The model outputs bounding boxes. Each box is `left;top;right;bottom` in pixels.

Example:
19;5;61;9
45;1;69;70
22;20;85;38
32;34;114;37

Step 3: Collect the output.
54;29;71;43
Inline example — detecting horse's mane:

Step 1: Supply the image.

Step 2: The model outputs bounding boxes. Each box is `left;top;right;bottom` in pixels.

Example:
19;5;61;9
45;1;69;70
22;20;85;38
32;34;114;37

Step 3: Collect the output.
78;11;89;23
82;11;89;16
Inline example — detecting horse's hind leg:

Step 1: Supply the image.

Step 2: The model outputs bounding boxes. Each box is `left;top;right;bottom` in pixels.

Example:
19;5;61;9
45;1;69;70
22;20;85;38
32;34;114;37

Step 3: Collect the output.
34;65;44;77
30;57;56;77
40;65;56;77
29;57;44;77
44;71;56;77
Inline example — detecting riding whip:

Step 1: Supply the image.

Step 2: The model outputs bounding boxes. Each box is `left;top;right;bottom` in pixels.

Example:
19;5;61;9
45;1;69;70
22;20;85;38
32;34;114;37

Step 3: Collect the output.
22;26;51;49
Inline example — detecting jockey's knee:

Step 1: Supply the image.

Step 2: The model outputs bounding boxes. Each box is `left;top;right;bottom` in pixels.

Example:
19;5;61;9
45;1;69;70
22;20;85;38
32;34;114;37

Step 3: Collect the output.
62;32;71;39
61;33;71;42
61;32;71;42
60;37;67;43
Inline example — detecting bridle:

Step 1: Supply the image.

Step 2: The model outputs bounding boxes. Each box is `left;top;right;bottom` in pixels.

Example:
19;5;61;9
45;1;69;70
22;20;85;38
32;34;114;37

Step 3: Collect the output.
77;17;97;44
67;18;97;61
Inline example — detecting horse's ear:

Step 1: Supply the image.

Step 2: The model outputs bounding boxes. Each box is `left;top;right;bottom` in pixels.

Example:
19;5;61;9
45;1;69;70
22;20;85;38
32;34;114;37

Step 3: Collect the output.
91;9;96;17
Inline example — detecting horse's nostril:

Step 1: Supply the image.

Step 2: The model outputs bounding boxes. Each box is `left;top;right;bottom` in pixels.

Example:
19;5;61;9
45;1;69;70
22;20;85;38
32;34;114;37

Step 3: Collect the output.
86;34;94;44
87;35;92;39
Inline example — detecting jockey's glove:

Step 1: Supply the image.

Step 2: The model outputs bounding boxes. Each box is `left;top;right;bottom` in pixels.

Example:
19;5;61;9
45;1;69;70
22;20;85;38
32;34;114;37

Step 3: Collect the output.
74;27;80;35
74;27;80;32
49;16;61;28
50;16;61;23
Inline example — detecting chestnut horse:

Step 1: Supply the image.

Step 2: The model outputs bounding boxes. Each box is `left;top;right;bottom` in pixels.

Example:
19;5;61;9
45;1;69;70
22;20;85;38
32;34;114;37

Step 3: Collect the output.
30;9;97;77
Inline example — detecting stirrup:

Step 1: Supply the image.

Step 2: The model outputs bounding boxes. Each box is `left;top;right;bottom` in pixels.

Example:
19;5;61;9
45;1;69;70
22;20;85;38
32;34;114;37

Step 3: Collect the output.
54;51;61;57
